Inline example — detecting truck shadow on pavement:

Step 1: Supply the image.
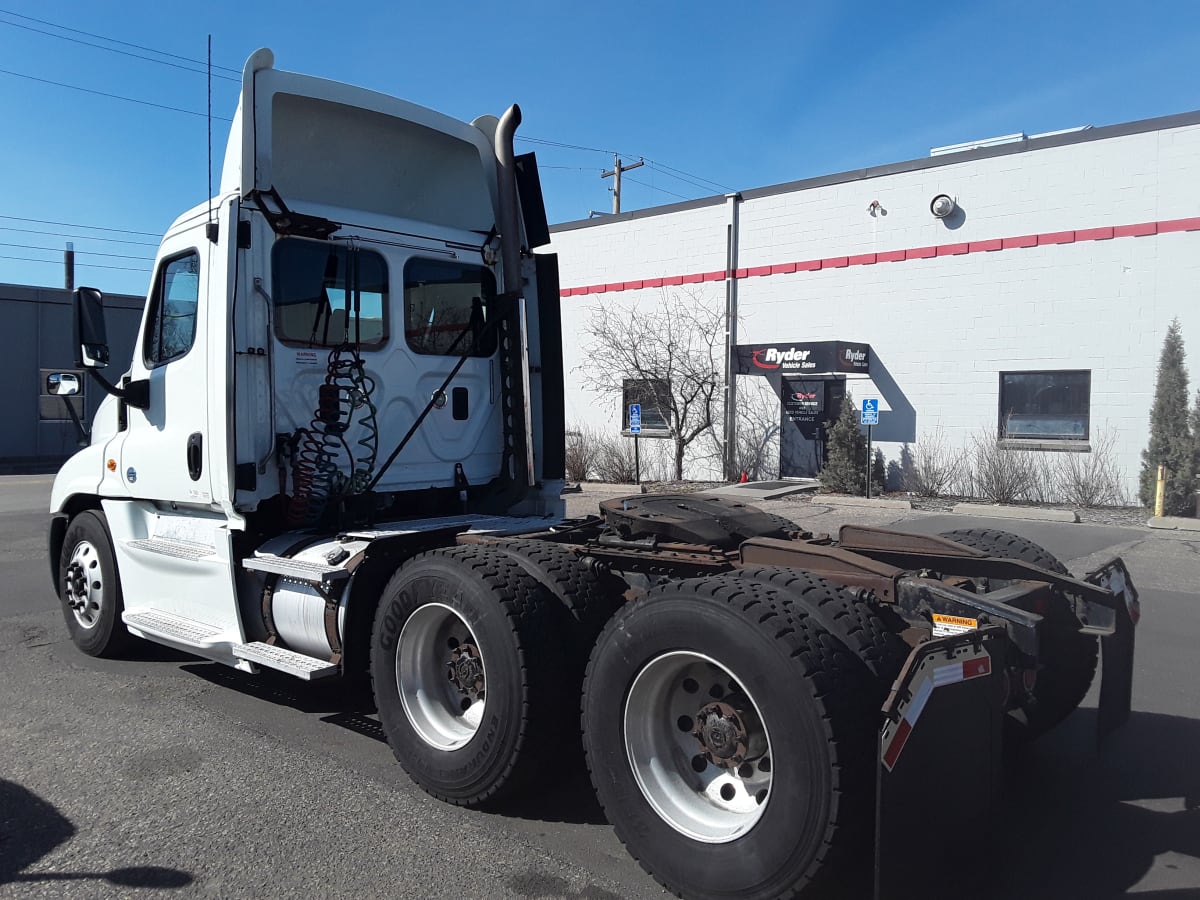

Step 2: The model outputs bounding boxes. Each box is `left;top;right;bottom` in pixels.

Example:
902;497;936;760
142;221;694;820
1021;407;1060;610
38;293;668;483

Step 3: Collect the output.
0;778;193;889
980;708;1200;900
180;661;610;825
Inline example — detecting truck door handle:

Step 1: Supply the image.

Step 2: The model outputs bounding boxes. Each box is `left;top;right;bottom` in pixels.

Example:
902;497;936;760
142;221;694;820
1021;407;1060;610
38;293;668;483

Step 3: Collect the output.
186;432;203;481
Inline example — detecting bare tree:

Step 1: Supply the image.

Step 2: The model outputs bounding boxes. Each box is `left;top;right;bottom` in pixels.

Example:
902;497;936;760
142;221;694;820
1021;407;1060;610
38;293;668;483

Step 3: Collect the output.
581;290;724;480
722;378;780;480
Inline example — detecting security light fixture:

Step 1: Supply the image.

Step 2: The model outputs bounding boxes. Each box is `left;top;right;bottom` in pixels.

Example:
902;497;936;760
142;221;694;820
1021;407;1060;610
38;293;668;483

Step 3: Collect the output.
930;194;957;218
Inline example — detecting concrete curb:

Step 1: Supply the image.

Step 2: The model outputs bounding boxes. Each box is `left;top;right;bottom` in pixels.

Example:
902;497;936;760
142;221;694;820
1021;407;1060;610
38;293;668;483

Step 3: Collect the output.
951;503;1079;523
1147;515;1200;531
817;495;913;511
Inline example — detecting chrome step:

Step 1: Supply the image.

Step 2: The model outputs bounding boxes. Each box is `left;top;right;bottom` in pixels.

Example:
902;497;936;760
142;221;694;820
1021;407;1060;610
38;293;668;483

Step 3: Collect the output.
123;609;224;645
232;642;338;680
242;554;349;585
127;537;217;561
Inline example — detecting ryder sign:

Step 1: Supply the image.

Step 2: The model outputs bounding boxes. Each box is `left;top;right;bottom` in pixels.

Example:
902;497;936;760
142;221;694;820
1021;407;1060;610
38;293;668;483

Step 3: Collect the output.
735;340;871;376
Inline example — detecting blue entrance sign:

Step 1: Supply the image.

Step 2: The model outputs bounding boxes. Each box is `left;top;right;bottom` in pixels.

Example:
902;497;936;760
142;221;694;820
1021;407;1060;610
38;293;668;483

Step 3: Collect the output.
860;398;879;426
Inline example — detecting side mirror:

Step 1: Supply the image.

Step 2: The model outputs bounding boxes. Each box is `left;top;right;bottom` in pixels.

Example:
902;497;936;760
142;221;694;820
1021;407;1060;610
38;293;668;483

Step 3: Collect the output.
47;373;80;396
73;287;110;369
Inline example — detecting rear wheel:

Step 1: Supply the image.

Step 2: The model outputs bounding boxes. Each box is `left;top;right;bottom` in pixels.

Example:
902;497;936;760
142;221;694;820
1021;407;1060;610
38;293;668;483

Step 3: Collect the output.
370;546;573;807
582;575;874;900
938;528;1099;738
58;510;133;658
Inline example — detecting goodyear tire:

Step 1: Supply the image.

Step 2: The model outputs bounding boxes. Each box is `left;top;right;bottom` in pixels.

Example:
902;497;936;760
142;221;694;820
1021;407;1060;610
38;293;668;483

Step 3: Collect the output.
939;528;1099;738
370;546;573;807
735;566;909;690
58;510;133;658
582;575;874;900
483;538;622;655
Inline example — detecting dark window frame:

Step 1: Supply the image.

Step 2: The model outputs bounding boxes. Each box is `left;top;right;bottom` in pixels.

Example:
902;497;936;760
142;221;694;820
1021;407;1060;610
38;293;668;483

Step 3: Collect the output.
271;239;390;351
997;369;1091;441
143;249;201;368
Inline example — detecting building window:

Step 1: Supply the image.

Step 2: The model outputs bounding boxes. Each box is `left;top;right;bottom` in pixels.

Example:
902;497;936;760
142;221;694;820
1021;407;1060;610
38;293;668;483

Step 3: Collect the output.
144;251;200;366
404;258;497;357
998;370;1090;440
622;378;672;436
273;240;389;349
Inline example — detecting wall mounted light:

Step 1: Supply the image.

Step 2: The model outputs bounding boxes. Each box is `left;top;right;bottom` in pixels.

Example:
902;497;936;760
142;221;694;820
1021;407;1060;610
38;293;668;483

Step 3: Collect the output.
930;194;957;218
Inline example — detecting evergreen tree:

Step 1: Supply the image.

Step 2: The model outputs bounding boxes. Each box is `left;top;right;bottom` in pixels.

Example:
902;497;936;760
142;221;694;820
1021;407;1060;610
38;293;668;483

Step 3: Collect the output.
872;447;886;495
820;393;868;494
1190;388;1200;516
1139;319;1194;515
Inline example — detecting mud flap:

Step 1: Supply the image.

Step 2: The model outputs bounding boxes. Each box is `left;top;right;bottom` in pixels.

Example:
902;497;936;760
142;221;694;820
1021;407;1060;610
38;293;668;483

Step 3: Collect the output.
875;627;1006;900
1087;557;1140;743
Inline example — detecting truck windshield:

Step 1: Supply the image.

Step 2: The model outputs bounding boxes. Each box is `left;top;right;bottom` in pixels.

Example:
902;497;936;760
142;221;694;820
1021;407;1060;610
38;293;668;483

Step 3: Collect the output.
272;239;388;349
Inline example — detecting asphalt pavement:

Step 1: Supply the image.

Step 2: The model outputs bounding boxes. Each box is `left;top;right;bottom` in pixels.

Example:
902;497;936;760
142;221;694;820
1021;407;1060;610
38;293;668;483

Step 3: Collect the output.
3;475;1199;899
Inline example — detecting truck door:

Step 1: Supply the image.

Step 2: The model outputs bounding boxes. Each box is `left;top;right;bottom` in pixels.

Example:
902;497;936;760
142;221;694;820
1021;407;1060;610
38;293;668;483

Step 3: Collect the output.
116;233;214;504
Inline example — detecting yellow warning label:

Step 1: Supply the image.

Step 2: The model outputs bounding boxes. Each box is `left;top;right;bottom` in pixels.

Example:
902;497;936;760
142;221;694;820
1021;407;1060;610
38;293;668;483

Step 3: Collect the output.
931;613;978;637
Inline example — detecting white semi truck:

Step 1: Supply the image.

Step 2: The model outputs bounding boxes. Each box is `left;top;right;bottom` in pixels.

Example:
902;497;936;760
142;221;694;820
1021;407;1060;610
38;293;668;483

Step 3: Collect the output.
47;50;1140;900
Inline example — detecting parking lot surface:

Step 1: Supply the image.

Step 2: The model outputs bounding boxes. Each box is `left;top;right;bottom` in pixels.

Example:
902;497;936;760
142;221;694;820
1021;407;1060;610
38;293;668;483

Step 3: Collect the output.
4;476;1198;898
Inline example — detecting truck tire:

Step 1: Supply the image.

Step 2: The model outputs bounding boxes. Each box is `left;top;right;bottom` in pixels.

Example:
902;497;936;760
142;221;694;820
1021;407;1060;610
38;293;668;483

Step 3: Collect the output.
58;510;133;658
370;546;574;807
582;575;874;900
483;539;622;654
734;566;909;690
938;528;1099;738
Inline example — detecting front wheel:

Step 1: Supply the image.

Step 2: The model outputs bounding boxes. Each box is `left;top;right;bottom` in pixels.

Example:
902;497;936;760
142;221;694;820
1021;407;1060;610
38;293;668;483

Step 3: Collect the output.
58;510;133;658
582;576;874;900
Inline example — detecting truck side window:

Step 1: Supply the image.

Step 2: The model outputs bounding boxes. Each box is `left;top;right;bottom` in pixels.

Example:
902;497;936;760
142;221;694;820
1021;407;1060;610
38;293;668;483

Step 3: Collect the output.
404;258;497;357
272;239;389;349
144;251;200;366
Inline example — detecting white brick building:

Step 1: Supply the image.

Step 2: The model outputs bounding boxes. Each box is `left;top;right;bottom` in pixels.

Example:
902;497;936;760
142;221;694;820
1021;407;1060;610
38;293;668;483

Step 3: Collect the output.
548;110;1200;498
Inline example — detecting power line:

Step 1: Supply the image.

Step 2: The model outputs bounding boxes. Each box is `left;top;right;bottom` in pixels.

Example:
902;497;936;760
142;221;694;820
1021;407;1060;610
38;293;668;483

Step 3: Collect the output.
0;7;241;74
0;67;231;121
0;226;159;246
0;253;150;272
0;17;239;81
519;133;735;196
0;215;159;236
622;175;694;202
0;241;155;261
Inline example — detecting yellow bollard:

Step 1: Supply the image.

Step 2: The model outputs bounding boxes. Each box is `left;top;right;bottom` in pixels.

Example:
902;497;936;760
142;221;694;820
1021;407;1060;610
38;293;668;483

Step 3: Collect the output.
1154;464;1166;518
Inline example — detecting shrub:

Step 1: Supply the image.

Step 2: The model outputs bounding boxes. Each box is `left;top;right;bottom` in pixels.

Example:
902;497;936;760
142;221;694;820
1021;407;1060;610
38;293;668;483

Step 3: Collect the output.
565;426;600;482
902;428;965;498
1053;428;1129;507
965;427;1034;504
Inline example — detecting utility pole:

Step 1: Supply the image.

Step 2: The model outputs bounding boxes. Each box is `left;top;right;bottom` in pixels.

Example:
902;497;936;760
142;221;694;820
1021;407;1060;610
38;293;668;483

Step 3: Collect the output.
64;242;75;291
601;155;644;214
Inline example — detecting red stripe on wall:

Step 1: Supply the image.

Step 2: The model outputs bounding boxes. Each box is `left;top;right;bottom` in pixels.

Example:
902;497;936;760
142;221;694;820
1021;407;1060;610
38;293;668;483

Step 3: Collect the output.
561;216;1200;297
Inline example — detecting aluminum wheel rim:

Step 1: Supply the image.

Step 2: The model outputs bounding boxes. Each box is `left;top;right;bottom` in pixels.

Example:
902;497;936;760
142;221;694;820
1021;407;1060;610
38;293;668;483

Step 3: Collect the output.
64;540;103;630
624;651;773;843
397;603;487;751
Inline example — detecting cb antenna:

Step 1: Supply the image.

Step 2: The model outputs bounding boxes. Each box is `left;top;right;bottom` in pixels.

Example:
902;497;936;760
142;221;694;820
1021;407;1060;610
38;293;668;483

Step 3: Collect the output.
205;34;217;243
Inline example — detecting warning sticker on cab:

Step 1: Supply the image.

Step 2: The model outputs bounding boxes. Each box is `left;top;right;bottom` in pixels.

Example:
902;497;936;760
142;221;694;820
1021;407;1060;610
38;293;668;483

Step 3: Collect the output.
295;350;321;367
931;613;979;637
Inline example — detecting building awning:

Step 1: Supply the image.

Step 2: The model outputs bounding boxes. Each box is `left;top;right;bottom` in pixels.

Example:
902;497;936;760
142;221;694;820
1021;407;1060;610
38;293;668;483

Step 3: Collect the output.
734;340;870;376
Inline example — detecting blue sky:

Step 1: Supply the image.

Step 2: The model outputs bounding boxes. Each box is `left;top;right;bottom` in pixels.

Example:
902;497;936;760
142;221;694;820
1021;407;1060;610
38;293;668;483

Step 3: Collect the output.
1;0;1198;296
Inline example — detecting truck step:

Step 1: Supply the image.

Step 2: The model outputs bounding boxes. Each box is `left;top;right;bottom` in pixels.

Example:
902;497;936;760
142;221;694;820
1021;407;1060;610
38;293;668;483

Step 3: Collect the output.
123;609;225;646
242;554;349;585
127;537;218;561
232;642;338;680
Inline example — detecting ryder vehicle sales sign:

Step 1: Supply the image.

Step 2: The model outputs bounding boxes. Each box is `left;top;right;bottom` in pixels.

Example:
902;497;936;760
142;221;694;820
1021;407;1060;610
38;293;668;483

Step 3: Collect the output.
734;340;871;376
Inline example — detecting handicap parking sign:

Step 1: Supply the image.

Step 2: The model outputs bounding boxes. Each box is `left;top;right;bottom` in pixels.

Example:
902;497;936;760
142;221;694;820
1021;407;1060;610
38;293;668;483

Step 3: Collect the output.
861;398;879;425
